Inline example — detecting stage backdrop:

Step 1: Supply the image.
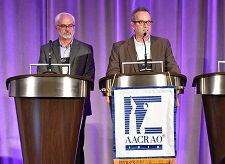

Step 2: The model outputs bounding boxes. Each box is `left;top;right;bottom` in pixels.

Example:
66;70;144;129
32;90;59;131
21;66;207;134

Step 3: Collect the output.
0;0;224;164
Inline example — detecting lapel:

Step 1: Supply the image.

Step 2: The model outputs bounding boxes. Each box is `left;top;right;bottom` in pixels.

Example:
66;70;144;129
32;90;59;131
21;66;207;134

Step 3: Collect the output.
150;36;158;71
127;37;139;72
69;39;80;66
52;39;62;73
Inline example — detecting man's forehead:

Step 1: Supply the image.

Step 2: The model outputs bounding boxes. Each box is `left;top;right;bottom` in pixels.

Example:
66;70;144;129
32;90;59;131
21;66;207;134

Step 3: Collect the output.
59;16;73;22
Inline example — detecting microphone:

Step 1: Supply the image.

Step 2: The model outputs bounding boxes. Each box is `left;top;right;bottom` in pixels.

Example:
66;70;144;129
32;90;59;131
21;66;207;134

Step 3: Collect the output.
43;40;56;74
48;40;53;72
142;32;147;70
142;32;152;71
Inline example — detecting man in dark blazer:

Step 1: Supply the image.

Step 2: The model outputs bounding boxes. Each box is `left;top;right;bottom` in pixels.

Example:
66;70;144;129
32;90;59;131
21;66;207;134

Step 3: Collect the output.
107;7;180;76
37;12;95;164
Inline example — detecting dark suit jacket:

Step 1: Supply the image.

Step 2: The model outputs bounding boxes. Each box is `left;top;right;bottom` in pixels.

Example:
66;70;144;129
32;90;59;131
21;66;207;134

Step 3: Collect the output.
106;36;180;76
37;39;95;116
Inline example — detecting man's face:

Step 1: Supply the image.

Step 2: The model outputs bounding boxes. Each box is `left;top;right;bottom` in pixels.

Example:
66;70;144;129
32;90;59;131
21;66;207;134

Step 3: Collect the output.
56;15;75;40
130;11;152;39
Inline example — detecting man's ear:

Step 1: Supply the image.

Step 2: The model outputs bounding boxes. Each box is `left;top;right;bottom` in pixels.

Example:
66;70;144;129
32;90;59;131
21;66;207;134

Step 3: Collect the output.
130;22;135;30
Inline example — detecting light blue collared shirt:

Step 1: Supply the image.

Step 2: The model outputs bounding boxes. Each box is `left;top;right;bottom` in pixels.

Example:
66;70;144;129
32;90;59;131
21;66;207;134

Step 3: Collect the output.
59;40;73;58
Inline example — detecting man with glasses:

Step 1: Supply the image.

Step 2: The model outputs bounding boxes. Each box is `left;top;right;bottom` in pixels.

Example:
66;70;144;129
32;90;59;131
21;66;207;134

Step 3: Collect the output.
106;7;180;75
37;12;95;164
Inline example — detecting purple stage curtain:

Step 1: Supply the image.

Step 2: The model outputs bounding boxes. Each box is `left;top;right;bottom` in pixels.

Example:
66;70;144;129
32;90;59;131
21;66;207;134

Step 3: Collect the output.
0;0;224;163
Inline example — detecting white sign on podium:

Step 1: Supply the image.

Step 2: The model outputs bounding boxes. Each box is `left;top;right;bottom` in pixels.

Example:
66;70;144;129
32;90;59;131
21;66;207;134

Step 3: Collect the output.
112;86;177;164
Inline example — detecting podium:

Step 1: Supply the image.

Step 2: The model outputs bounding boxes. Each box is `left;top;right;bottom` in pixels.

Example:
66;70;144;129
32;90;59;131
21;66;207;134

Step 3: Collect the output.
192;72;225;164
99;72;187;163
6;74;94;164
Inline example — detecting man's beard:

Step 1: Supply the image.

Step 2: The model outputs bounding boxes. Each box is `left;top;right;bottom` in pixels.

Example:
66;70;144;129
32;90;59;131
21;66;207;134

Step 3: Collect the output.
59;31;75;39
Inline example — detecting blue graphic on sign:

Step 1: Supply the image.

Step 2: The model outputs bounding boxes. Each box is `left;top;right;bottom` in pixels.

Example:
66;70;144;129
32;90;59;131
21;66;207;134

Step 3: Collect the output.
124;96;163;151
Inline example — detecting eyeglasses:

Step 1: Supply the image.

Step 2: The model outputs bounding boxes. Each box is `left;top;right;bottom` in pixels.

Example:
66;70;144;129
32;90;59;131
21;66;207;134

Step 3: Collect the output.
57;24;75;29
133;20;153;26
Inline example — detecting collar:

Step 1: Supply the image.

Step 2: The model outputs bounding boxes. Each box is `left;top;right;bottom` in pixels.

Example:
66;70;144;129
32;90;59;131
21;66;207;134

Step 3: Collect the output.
59;39;74;48
133;36;151;46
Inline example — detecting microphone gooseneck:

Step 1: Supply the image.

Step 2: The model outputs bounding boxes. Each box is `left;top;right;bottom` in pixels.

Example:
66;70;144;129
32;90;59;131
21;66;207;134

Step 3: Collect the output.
142;32;147;70
48;40;53;72
43;40;56;74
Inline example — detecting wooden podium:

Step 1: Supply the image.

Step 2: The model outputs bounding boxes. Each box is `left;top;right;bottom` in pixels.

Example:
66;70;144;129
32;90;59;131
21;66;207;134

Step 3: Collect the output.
192;72;225;164
99;72;187;96
6;74;94;164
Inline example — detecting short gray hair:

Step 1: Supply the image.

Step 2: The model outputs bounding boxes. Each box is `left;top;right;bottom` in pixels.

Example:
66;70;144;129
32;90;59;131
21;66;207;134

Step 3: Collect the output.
131;7;151;21
55;12;75;25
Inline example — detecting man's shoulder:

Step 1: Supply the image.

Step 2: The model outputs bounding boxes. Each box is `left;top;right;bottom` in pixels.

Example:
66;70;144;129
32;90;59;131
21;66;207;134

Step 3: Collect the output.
113;37;133;47
74;39;92;48
41;39;59;49
151;35;170;43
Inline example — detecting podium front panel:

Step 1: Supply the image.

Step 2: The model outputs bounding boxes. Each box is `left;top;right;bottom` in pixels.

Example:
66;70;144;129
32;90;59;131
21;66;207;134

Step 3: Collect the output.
15;97;84;164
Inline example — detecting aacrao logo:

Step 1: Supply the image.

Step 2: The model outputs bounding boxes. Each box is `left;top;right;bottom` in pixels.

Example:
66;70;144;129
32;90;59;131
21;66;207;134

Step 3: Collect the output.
124;96;165;151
